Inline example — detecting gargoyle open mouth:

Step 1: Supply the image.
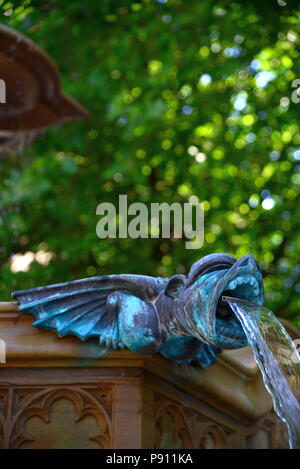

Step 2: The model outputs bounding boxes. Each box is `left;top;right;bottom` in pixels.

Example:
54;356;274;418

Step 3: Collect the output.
211;254;264;346
217;274;260;317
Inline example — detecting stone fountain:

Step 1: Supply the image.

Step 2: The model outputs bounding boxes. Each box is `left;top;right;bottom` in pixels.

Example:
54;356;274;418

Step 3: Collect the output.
0;253;297;448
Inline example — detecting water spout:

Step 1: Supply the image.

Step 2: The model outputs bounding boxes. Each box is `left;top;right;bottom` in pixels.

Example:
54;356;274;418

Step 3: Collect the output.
223;296;300;449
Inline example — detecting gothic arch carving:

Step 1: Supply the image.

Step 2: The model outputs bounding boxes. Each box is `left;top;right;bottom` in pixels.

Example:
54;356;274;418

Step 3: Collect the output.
155;398;194;449
0;385;113;449
197;422;230;449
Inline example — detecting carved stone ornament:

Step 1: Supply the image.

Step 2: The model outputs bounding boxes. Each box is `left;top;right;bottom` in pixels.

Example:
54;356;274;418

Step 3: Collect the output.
0;385;113;449
154;394;233;449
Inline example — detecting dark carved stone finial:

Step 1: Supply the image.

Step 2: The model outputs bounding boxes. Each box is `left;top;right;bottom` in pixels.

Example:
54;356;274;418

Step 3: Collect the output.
0;24;88;154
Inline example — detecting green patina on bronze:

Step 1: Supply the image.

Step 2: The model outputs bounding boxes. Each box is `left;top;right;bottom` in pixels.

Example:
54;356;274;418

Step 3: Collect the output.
12;253;264;367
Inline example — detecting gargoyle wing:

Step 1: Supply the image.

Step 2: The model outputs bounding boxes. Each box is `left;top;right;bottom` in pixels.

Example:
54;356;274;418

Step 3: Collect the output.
12;275;168;348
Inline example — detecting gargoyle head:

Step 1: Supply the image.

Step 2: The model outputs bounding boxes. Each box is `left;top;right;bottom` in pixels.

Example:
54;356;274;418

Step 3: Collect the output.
166;254;264;349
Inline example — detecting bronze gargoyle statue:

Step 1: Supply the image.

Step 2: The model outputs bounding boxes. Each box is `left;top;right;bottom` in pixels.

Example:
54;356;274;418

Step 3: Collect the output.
12;253;264;367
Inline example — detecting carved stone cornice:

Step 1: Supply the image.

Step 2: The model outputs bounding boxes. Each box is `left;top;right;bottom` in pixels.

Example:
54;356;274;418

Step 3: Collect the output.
0;302;280;424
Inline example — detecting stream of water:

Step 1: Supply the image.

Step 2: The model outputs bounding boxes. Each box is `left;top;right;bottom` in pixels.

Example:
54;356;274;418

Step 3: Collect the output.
223;296;300;449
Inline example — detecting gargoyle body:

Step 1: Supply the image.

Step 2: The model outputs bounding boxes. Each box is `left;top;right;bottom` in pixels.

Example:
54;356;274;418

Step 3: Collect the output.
12;253;264;367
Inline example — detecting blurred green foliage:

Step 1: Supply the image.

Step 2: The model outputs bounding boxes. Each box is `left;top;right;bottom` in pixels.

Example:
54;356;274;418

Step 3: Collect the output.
1;0;300;328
